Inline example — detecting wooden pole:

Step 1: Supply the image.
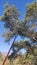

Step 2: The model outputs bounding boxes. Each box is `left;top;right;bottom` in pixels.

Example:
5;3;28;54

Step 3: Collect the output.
2;34;17;65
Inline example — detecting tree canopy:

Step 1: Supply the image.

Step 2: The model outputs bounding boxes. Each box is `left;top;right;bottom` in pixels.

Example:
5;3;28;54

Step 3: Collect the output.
0;1;37;61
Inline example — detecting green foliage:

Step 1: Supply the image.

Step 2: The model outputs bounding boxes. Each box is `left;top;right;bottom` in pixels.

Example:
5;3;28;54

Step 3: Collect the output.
0;1;37;65
0;2;37;43
0;51;37;65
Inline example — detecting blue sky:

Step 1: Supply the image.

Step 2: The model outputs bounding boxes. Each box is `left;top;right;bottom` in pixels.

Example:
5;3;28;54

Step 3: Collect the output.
0;0;34;53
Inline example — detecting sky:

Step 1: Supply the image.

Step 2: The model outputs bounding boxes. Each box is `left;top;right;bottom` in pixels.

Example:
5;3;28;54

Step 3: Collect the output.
0;0;34;53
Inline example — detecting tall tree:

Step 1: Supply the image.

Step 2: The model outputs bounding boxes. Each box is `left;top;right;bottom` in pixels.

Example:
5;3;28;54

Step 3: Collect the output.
0;1;37;65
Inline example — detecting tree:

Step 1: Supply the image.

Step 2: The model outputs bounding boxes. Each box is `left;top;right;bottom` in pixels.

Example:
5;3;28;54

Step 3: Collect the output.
0;1;37;65
0;52;3;61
